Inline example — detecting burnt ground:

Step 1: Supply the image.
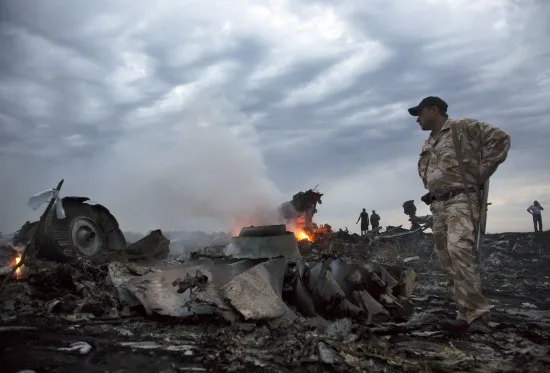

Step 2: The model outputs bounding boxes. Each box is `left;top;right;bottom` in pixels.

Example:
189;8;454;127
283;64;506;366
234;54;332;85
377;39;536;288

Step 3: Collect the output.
1;231;550;373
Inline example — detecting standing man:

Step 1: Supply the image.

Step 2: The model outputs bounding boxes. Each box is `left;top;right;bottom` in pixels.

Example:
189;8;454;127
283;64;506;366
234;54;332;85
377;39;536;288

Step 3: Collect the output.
370;210;380;231
527;200;544;232
356;208;369;236
409;96;510;334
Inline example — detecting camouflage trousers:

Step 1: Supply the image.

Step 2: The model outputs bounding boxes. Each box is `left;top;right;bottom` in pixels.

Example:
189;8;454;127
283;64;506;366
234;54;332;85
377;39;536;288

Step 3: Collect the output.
430;194;490;324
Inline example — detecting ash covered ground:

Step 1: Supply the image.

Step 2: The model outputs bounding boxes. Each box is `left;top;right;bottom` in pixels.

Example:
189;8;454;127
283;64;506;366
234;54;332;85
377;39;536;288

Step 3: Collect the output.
1;230;549;373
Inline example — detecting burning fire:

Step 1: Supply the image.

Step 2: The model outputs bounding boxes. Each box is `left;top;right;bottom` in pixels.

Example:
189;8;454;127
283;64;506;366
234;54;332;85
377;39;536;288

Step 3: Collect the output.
13;253;22;280
294;229;312;241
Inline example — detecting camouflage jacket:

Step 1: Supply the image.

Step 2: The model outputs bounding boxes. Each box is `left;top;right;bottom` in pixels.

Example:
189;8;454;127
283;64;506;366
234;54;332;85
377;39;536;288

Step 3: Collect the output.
418;118;511;194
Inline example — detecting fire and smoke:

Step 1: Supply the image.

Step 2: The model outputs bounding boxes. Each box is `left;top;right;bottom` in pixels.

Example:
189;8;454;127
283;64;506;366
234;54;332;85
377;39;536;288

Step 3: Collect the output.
286;218;312;241
294;230;312;241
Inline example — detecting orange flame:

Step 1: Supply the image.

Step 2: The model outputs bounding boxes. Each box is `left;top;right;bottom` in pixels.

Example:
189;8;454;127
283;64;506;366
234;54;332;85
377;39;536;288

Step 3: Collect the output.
13;253;22;280
294;229;312;241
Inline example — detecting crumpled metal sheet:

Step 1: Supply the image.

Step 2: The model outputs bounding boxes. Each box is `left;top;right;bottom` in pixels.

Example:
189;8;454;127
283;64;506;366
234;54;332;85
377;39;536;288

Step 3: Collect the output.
292;259;316;317
108;260;192;308
110;257;295;322
108;262;149;308
126;265;212;317
109;255;415;323
221;257;296;322
122;259;251;319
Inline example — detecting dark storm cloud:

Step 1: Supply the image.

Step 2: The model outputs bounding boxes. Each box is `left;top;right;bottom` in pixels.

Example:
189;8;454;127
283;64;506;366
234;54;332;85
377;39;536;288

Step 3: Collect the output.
0;0;549;234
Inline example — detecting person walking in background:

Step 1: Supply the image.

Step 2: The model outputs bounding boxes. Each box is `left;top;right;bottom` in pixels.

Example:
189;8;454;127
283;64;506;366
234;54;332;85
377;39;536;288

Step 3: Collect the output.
527;201;544;232
370;210;380;231
356;208;369;236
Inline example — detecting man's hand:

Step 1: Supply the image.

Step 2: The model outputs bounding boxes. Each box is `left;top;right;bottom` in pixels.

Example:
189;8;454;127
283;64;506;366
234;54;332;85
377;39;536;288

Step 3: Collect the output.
421;192;432;205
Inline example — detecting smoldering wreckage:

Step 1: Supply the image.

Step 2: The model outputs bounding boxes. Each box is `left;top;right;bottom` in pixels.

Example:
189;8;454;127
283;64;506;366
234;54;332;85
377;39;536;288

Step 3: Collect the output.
1;183;549;373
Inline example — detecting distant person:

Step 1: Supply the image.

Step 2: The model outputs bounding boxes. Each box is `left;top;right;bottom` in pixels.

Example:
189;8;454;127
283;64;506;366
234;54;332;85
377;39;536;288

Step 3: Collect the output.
527;201;544;232
356;208;369;236
370;210;380;231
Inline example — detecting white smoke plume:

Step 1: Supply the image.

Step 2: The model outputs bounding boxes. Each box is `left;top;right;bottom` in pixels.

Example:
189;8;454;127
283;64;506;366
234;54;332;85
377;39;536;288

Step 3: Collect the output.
63;97;286;234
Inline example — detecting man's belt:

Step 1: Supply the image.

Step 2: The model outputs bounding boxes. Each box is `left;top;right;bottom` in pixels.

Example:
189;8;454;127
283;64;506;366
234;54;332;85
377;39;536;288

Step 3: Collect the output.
430;188;477;202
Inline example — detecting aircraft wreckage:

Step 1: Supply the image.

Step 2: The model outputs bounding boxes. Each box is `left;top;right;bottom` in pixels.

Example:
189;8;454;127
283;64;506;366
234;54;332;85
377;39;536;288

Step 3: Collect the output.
1;184;549;372
13;197;127;263
1;185;416;325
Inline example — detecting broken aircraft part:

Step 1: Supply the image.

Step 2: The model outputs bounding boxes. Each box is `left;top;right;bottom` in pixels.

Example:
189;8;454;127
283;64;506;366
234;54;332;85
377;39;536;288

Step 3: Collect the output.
124;259;235;319
238;224;287;238
105;256;414;323
110;229;169;261
224;226;301;259
221;257;296;322
279;188;323;231
292;259;316;317
17;197;126;263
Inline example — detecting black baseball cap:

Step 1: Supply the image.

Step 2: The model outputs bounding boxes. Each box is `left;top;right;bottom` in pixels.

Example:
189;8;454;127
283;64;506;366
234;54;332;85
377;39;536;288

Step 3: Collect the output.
407;96;448;116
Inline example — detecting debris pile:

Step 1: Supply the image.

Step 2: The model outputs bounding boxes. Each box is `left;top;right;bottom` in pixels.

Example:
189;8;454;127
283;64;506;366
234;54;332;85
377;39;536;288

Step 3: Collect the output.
1;251;415;325
1;223;549;372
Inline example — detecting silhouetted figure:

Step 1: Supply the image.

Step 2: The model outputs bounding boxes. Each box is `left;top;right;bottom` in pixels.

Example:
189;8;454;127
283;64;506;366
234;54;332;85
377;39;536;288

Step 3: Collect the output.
356;208;369;236
527;200;544;232
403;200;420;229
370;210;380;231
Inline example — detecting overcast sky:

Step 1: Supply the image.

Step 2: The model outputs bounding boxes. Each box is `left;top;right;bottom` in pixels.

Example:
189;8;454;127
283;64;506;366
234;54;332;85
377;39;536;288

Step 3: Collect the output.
1;0;549;235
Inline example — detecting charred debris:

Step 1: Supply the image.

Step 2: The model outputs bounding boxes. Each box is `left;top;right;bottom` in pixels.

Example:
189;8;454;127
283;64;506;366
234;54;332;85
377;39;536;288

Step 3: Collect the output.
1;187;550;372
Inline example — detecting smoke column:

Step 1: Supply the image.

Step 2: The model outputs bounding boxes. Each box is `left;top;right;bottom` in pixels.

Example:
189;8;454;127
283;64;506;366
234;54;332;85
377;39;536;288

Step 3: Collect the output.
70;97;286;234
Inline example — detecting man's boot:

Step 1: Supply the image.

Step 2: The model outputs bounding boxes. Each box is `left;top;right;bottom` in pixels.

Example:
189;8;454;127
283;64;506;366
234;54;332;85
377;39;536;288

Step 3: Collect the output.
440;318;490;336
